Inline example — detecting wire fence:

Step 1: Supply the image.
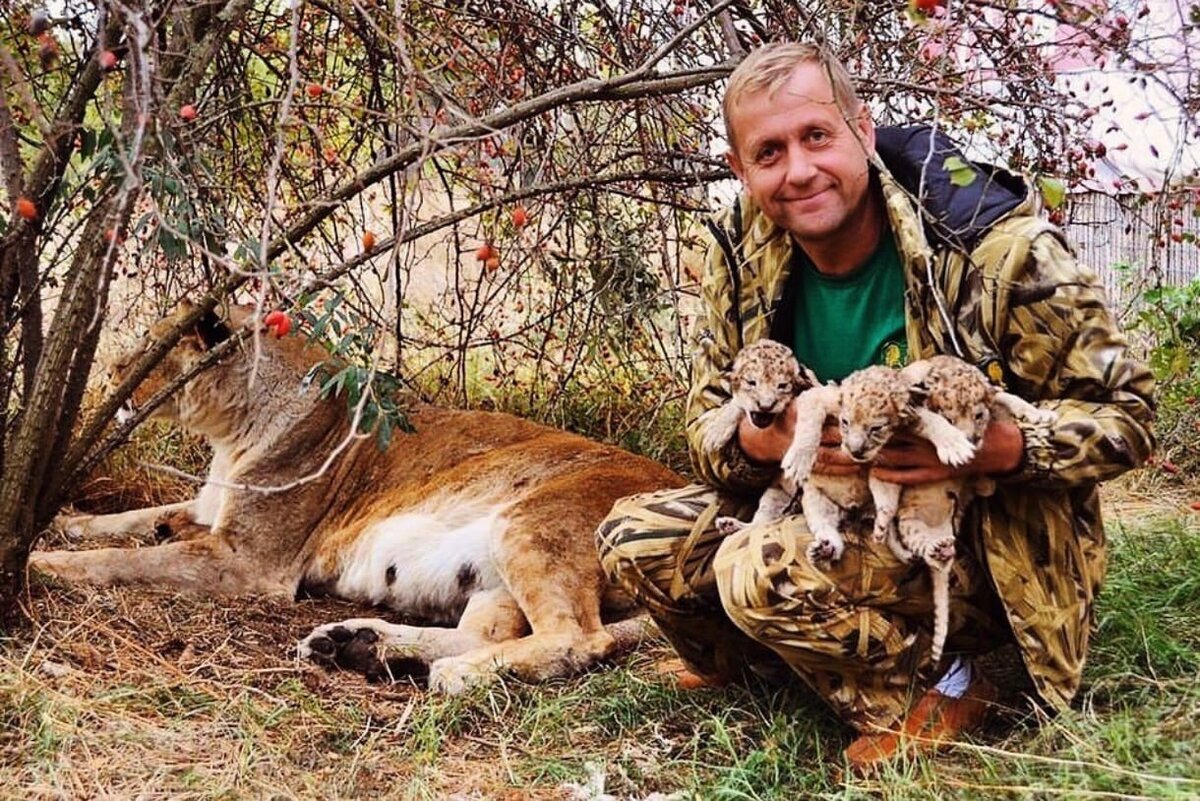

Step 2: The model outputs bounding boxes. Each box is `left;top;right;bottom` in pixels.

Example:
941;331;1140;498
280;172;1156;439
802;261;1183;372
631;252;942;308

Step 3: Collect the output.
1066;191;1199;321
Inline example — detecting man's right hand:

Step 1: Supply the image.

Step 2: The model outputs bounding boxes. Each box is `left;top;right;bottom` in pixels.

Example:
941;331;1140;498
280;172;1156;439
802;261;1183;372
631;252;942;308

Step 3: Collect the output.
737;405;864;477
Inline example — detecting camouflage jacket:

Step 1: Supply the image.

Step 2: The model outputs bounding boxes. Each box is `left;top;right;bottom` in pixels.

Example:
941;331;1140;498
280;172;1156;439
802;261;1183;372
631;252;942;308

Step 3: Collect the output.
686;126;1156;711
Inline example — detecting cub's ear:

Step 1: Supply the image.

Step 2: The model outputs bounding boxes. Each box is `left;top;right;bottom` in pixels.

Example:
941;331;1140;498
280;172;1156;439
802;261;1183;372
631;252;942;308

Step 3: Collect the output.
795;364;820;393
907;380;930;408
195;309;232;349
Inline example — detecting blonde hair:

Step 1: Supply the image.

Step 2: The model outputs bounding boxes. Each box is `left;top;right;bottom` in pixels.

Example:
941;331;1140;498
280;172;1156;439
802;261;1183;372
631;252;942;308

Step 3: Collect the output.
723;43;861;149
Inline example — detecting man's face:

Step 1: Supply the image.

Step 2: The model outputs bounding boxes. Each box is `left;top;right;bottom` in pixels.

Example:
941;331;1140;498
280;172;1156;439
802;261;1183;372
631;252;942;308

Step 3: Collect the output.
726;63;875;245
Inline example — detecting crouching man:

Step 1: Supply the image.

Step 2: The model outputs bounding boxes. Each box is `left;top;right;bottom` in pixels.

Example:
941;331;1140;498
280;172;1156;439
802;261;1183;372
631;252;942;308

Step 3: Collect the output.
596;42;1154;771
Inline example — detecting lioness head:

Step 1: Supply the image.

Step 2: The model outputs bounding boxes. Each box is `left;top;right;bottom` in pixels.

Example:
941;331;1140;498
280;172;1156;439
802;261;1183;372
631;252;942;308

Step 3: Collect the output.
108;302;305;430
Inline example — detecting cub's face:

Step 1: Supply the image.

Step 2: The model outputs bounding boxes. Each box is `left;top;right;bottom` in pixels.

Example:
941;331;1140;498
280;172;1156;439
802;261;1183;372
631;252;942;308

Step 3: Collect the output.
924;363;994;447
729;340;816;429
838;365;909;462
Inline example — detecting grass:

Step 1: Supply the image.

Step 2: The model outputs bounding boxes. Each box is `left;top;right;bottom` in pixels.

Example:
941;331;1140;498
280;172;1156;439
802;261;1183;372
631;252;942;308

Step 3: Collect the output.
3;508;1200;799
14;363;1200;798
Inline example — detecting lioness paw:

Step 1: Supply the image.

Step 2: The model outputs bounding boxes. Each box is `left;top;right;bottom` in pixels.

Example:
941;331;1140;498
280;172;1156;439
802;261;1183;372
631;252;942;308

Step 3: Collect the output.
50;512;92;541
428;655;499;695
299;621;428;683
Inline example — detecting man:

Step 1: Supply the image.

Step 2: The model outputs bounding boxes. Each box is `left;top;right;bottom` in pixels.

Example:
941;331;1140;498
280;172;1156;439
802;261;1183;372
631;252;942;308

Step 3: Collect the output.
596;42;1155;770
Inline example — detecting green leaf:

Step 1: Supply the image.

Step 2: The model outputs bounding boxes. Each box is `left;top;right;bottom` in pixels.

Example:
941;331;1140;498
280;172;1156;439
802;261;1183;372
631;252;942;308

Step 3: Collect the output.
1038;176;1067;210
358;401;379;435
80;129;97;160
943;156;977;188
158;228;187;262
375;420;394;451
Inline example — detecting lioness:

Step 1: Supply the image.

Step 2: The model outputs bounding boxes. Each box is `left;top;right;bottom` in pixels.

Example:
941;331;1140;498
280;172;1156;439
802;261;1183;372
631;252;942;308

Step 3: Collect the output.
32;303;684;693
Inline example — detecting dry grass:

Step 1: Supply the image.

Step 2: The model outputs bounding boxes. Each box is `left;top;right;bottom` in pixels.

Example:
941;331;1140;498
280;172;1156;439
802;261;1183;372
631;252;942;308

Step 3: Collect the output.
5;489;1200;799
64;420;209;518
1102;468;1197;524
2;583;566;799
8;386;1198;798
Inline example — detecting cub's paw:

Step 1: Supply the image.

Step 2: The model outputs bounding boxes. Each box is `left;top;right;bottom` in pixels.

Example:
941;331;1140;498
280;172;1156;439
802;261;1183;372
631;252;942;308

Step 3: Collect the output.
299;621;427;683
993;392;1058;426
780;443;817;485
870;517;895;544
807;535;844;566
701;406;741;454
701;427;728;454
913;537;956;566
928;538;956;565
934;434;976;468
715;516;747;535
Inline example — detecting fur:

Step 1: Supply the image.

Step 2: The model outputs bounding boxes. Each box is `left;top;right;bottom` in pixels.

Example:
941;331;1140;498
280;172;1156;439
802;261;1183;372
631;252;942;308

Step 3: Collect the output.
35;303;684;693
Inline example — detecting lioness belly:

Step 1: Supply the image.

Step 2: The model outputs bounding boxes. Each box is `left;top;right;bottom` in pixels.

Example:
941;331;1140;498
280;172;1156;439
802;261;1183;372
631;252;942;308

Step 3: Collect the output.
319;505;507;625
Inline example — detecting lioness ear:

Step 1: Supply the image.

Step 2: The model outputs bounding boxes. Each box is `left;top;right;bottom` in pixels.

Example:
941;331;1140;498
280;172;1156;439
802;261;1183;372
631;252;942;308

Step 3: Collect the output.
195;309;232;350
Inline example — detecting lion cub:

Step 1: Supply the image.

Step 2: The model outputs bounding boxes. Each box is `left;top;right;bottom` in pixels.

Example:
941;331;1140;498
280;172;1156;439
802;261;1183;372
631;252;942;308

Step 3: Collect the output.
831;356;1054;663
780;364;977;566
701;339;819;532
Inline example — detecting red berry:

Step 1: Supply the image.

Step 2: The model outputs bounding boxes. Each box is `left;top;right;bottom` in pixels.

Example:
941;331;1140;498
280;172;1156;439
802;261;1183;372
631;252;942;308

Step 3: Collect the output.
1191;502;1200;512
179;104;198;122
475;243;495;261
484;255;500;272
16;197;38;220
99;50;118;71
362;231;376;251
915;0;940;11
511;206;528;228
264;310;291;338
306;83;324;98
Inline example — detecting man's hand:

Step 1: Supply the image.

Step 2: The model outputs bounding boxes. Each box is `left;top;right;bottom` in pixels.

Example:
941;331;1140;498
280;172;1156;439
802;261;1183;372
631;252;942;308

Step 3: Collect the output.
869;420;1025;485
737;404;1025;484
736;402;795;464
738;409;863;477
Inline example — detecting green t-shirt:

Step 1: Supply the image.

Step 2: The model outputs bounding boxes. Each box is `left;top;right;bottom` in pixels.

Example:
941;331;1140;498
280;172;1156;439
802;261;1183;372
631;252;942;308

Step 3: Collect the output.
791;233;908;383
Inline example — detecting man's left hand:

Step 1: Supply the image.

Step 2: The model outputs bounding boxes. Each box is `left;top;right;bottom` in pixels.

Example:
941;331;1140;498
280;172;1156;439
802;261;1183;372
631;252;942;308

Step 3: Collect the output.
869;420;1025;485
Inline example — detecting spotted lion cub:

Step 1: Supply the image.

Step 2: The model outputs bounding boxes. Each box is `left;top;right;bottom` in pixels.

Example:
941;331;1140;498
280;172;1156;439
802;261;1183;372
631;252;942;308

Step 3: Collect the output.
701;339;819;533
780;365;978;565
868;357;1056;661
840;355;1054;664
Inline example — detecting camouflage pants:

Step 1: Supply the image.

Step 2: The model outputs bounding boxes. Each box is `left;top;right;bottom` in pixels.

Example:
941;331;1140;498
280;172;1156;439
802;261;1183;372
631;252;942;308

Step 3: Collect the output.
596;484;1011;732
